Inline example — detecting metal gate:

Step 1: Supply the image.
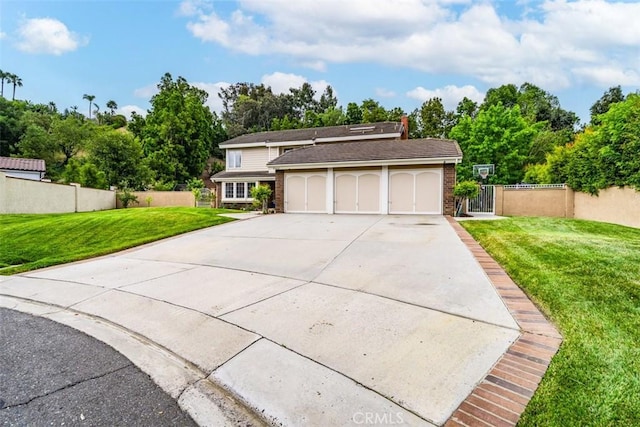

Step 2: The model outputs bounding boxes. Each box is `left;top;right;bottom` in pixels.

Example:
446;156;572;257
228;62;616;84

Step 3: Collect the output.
467;185;495;214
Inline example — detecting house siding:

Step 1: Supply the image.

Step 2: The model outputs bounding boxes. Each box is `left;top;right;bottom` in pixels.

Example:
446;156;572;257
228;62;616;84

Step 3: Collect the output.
227;147;269;172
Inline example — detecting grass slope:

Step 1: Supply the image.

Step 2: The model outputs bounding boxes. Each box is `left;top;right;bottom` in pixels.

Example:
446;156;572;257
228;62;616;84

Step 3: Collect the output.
0;208;237;275
461;217;640;426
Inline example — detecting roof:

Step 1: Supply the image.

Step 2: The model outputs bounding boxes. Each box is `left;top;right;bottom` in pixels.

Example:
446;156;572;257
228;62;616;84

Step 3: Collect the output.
267;138;462;167
220;122;404;147
0;156;46;172
211;170;275;181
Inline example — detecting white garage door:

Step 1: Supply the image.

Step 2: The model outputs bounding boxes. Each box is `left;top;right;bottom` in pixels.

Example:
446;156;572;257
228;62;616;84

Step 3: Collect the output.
335;171;381;214
389;169;442;214
285;172;327;213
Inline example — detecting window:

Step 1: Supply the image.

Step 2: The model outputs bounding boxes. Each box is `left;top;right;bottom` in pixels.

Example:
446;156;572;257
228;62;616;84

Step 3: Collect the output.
236;182;245;198
222;182;259;200
225;182;234;198
227;150;242;169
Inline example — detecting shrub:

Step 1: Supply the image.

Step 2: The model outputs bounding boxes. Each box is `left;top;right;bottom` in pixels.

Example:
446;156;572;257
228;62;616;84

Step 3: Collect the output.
118;189;139;208
251;184;273;213
453;181;480;216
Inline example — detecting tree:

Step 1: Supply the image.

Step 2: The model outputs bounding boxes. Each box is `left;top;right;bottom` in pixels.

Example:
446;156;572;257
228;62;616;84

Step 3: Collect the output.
450;103;543;184
456;97;478;119
590;86;625;124
139;73;215;183
106;100;118;115
83;94;96;119
0;70;8;98
360;99;388;123
89;128;151;189
345;102;363;124
414;97;454;138
9;74;23;101
482;84;519;109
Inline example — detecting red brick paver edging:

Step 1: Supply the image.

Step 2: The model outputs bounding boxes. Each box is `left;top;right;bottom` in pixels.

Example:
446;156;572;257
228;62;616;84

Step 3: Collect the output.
445;217;562;427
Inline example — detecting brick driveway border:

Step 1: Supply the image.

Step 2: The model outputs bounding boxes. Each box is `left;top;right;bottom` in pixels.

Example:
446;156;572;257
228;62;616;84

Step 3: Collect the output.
445;217;563;427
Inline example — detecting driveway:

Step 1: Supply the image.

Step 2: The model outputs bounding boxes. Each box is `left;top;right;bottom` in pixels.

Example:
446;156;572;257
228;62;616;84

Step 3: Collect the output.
0;214;520;426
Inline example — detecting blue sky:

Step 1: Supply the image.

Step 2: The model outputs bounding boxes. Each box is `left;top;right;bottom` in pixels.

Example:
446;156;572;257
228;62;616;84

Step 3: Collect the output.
1;0;639;124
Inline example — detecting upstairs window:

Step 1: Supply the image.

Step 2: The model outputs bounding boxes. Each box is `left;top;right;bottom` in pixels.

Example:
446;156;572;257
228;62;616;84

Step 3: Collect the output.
227;150;242;169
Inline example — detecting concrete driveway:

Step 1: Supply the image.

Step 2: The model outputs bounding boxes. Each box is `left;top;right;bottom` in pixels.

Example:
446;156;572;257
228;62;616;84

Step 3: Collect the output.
0;214;521;426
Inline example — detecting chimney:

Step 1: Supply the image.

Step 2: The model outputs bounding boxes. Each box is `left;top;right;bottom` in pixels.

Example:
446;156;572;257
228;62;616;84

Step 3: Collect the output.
400;115;409;140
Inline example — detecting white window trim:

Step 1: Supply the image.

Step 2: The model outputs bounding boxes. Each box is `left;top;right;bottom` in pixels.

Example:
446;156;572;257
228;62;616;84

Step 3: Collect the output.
222;181;258;201
227;150;242;169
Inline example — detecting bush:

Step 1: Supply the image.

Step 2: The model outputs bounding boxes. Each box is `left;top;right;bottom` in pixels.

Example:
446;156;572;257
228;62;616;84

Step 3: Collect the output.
118;189;139;208
453;181;480;216
250;184;273;213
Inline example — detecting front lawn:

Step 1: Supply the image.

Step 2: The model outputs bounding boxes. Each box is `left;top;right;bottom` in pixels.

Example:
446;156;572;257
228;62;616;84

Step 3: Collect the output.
461;217;640;426
0;208;239;275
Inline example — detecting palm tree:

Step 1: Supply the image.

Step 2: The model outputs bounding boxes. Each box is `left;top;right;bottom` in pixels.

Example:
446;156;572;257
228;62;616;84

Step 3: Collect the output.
83;94;96;119
106;100;118;115
9;73;22;100
93;104;100;123
0;70;7;98
48;101;57;113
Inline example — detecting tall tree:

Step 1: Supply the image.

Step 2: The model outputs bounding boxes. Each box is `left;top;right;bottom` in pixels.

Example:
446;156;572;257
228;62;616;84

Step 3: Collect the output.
450;103;543;184
345;102;363;124
139;73;215;183
89;128;152;189
9;74;23;100
0;70;7;98
415;97;453;138
106;100;118;115
83;94;96;119
590;86;625;125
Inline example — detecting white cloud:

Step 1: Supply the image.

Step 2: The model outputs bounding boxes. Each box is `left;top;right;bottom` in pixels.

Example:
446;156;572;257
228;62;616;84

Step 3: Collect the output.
133;84;158;99
261;72;332;99
0;31;6;40
300;60;327;72
119;105;147;119
376;88;396;98
16;17;87;55
181;0;640;91
193;81;230;112
407;85;484;110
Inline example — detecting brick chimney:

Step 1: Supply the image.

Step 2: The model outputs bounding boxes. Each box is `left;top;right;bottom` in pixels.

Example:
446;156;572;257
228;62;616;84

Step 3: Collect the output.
400;115;409;139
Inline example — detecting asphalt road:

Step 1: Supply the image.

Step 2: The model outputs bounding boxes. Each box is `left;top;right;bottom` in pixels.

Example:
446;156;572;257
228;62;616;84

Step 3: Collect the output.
0;307;196;426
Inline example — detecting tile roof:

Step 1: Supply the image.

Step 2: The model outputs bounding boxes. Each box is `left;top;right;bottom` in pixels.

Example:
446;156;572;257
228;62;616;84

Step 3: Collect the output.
0;156;46;172
220;122;404;146
267;138;462;166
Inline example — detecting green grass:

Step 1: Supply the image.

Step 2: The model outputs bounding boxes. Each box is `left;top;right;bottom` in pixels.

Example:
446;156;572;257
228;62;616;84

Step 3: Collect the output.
461;217;640;426
0;208;240;275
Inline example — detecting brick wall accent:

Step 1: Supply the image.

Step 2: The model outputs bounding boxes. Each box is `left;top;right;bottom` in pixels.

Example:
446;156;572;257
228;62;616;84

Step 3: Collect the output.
275;170;284;213
443;164;456;216
214;182;222;208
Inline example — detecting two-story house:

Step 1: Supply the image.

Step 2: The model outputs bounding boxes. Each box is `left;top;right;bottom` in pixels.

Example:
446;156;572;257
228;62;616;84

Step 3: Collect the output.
211;118;462;215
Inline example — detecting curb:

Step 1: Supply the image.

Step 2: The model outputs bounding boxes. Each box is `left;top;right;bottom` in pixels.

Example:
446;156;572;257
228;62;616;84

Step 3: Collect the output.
445;217;562;427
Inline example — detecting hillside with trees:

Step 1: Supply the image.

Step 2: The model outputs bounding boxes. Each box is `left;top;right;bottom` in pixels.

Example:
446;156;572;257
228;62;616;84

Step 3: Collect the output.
1;69;637;192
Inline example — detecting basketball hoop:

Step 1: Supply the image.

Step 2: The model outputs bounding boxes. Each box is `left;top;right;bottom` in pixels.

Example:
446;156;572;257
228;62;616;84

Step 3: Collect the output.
473;164;495;180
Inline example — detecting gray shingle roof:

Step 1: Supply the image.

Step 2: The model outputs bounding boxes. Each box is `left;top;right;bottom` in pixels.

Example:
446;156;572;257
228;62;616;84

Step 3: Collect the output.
220;122;404;146
0;156;46;172
267;139;462;166
211;170;275;180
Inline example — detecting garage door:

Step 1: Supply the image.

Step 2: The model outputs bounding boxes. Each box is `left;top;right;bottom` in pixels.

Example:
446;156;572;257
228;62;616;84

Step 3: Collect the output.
389;169;442;214
335;171;380;214
285;172;327;213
